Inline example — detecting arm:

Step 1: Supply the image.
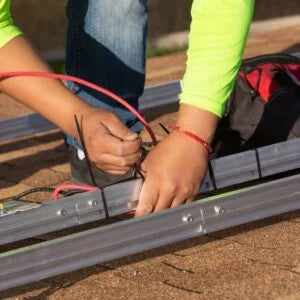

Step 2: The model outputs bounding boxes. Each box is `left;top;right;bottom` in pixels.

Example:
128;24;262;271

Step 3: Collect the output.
136;0;254;216
0;0;141;174
0;36;95;138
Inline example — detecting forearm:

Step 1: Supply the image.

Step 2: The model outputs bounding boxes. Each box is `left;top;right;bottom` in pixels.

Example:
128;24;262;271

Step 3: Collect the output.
176;103;218;145
181;0;254;118
0;36;92;138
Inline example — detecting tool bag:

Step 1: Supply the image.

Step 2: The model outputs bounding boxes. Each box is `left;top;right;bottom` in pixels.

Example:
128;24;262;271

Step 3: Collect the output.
213;53;300;157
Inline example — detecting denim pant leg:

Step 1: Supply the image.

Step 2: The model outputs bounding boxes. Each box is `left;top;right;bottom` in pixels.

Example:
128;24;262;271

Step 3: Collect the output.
65;0;148;148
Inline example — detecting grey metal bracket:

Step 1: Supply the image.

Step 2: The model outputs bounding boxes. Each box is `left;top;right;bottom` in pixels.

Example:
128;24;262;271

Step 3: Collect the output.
0;174;298;291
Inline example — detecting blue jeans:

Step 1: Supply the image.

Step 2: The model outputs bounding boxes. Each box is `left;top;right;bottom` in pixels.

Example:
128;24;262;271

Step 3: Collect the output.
65;0;148;148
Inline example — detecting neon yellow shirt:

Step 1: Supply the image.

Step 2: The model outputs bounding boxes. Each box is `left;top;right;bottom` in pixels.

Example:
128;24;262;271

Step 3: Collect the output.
0;0;22;48
181;0;254;117
0;0;254;118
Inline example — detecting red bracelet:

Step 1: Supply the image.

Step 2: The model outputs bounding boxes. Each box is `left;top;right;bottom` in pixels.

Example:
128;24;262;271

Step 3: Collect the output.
168;125;212;154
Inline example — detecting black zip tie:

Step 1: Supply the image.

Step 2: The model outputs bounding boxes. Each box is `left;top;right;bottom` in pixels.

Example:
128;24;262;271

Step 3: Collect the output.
159;123;170;134
208;160;218;191
133;164;145;181
74;114;110;219
254;148;263;179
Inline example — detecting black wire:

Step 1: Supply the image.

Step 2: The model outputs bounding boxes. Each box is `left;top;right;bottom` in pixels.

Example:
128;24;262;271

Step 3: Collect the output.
12;187;55;201
74;114;110;219
12;187;95;201
62;189;85;197
13;183;111;201
74;114;97;186
254;148;263;179
208;160;218;191
133;164;145;181
11;187;78;201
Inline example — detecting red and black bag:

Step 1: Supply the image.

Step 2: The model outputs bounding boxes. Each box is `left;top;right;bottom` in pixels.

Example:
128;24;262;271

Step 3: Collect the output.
213;53;300;157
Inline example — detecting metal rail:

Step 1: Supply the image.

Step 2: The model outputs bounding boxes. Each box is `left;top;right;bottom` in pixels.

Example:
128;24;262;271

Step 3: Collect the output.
0;138;299;246
0;174;298;291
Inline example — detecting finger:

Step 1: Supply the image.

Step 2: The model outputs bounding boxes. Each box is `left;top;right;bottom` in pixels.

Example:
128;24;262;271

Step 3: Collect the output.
104;115;139;141
99;134;141;157
96;152;141;168
139;160;148;176
104;169;131;175
116;139;141;156
153;184;178;211
135;179;158;217
186;197;194;203
153;193;174;212
170;196;194;208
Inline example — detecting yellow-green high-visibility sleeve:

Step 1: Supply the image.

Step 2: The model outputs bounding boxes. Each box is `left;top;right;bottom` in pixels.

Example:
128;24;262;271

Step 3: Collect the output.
0;0;22;48
180;0;254;118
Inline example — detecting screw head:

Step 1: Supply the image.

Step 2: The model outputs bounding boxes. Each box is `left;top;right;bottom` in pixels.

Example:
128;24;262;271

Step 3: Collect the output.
57;209;67;216
214;205;225;215
88;200;99;207
182;214;193;223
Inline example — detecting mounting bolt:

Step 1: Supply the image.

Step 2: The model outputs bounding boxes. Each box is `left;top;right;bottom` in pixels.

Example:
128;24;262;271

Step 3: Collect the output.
182;214;193;224
214;205;225;215
57;209;67;216
88;200;99;207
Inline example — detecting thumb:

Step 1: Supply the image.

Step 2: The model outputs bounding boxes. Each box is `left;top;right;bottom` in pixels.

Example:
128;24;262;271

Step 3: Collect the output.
105;116;139;141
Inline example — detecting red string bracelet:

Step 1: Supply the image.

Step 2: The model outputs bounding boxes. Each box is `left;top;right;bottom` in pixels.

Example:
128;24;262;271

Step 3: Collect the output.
168;125;212;154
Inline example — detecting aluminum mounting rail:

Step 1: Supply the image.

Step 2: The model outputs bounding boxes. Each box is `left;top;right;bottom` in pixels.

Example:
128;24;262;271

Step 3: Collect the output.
0;173;299;291
0;81;181;142
0;138;299;246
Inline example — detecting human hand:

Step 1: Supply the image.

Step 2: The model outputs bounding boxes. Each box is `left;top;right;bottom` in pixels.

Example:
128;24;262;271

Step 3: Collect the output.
135;132;209;216
81;108;141;175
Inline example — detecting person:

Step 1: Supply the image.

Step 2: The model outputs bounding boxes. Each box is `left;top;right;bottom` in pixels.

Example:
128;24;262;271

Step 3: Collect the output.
0;0;254;216
64;0;254;216
0;0;142;190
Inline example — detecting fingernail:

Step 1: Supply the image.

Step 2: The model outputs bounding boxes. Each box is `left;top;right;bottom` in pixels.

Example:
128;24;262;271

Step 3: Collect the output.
128;133;138;140
127;200;138;209
136;204;153;215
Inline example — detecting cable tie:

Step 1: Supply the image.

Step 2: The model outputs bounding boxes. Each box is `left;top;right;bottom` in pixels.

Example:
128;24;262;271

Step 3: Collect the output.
74;114;110;219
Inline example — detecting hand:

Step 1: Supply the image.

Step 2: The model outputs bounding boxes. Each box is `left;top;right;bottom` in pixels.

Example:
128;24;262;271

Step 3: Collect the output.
135;132;209;216
81;108;141;175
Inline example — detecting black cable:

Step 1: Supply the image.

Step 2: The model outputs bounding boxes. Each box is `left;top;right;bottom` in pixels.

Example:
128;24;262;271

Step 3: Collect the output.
12;187;79;201
74;114;110;219
254;148;263;179
12;187;55;201
208;160;218;191
74;115;97;186
133;164;145;181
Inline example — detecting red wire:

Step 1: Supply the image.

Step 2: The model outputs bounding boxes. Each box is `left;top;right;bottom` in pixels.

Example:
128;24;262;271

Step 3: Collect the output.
0;71;157;145
53;184;99;200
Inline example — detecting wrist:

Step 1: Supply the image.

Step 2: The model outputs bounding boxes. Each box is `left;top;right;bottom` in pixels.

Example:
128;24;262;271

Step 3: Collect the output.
66;103;95;140
169;125;212;154
176;103;219;144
